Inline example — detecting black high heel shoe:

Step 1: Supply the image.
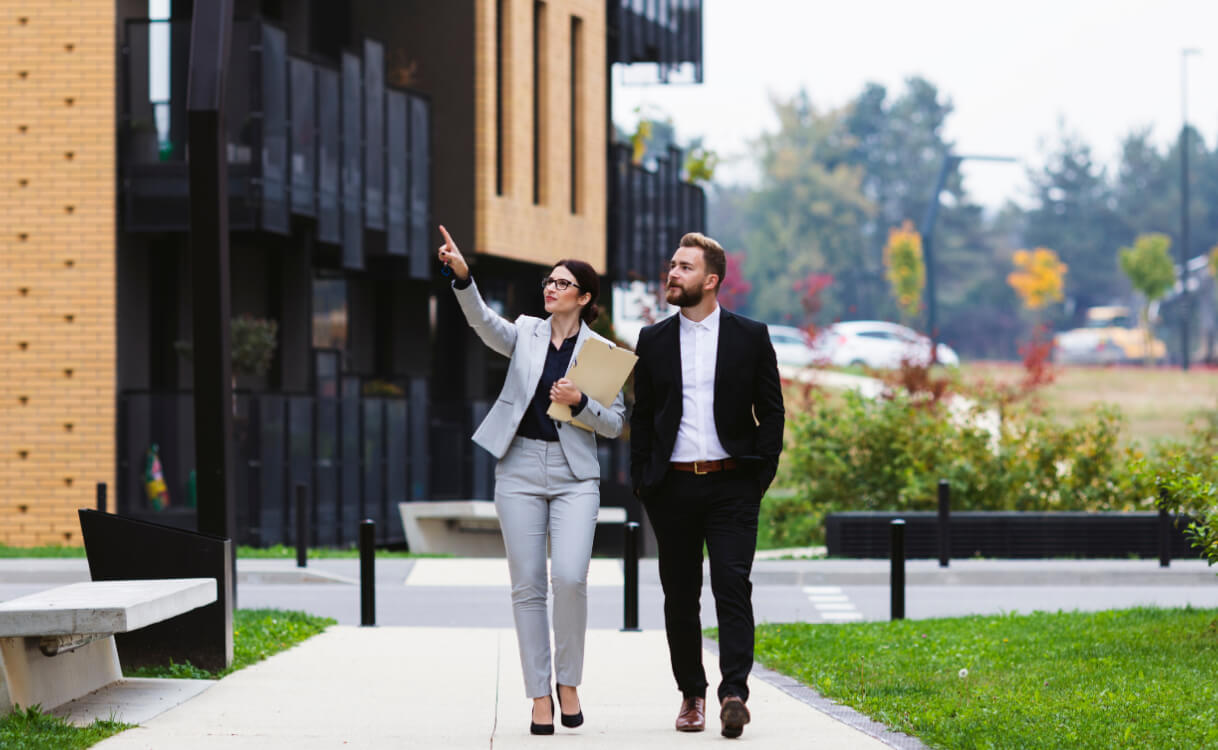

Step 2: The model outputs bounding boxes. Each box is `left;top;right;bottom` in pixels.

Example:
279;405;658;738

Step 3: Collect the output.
556;686;584;728
530;695;555;735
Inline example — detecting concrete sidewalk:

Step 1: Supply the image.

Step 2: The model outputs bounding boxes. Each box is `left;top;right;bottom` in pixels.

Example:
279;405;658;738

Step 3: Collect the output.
89;626;909;749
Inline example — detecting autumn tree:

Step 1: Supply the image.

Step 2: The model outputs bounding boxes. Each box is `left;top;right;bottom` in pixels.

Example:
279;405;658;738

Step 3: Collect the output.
883;221;925;324
718;252;752;311
1007;247;1068;311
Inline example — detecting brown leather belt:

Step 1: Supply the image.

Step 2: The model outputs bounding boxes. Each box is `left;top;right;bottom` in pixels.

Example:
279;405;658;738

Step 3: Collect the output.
670;459;738;475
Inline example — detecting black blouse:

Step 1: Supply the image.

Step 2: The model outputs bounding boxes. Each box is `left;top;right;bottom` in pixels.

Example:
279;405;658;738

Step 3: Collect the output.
455;274;587;442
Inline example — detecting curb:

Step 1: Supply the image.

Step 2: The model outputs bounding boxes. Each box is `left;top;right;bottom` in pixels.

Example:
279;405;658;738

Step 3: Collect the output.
703;637;930;750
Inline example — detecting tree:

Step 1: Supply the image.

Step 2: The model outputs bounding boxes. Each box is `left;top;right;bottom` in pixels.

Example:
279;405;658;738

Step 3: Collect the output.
718;251;751;310
1023;125;1123;322
714;90;873;325
1007;248;1068;311
883;221;925;323
841;77;996;350
1113;128;1175;247
683;140;719;185
1119;233;1176;365
792;272;834;329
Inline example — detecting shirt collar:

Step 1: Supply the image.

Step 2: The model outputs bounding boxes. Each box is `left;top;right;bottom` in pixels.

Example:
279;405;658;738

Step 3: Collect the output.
679;303;721;335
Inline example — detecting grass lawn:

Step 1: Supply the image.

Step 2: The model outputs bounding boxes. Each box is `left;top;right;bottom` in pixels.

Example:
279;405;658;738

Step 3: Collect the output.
748;607;1218;750
1;608;335;748
0;709;129;750
963;362;1218;443
126;608;336;680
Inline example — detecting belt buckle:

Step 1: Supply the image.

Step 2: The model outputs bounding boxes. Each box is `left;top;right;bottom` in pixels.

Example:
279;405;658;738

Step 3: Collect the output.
693;461;709;475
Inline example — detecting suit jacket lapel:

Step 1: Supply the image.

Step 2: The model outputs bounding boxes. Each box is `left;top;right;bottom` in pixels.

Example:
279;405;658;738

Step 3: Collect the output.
663;314;682;393
526;317;552;393
714;308;732;401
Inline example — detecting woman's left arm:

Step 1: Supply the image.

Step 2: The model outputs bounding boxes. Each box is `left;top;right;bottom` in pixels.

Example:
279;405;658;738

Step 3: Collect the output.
570;389;626;438
550;379;626;438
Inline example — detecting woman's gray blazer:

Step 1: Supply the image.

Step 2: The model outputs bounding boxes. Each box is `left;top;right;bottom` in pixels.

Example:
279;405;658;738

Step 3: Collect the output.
453;279;627;481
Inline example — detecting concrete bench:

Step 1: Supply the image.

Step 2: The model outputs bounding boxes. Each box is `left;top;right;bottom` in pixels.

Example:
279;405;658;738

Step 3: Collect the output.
399;501;628;556
0;578;216;713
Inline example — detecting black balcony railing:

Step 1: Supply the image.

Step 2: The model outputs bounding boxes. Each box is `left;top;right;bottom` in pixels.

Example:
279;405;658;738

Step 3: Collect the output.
117;387;636;548
607;142;706;283
118;386;445;548
119;19;431;278
608;0;703;83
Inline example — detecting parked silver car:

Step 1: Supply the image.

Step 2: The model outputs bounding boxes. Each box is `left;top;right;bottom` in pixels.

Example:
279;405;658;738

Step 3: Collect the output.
766;324;818;367
811;320;959;369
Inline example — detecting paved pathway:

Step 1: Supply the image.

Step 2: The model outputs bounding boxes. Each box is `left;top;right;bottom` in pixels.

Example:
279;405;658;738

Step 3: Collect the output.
90;626;902;749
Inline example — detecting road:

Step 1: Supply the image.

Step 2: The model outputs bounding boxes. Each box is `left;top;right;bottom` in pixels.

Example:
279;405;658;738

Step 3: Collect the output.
2;557;1216;629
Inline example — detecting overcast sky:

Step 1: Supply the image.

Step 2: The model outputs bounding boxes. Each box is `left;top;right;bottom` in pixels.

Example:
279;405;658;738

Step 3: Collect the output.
612;0;1218;211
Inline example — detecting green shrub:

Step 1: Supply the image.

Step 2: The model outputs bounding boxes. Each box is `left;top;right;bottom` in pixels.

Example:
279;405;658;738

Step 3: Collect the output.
768;385;1218;550
1134;455;1218;569
772;390;1136;547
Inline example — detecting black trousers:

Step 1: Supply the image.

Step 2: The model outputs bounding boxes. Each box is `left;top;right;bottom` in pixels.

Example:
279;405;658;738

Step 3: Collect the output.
643;468;760;703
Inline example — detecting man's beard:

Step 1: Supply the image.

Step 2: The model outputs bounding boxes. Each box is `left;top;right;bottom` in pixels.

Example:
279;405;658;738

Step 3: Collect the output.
666;282;703;308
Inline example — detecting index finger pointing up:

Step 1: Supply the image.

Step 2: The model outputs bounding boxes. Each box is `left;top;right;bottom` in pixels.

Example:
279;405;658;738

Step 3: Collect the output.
438;224;456;249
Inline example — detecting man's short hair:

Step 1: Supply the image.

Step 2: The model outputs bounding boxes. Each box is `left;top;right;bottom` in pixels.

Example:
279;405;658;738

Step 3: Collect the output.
679;232;726;291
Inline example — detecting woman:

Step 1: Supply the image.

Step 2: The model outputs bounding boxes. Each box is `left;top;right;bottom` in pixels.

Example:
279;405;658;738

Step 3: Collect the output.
437;225;627;735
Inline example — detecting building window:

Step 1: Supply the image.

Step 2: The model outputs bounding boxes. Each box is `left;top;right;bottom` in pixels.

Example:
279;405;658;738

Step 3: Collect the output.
569;15;581;215
496;0;507;196
533;1;547;205
148;0;172;158
312;278;348;351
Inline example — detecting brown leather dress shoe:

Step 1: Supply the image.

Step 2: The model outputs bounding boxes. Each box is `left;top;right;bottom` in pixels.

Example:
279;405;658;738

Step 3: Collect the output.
720;696;751;738
675;697;706;732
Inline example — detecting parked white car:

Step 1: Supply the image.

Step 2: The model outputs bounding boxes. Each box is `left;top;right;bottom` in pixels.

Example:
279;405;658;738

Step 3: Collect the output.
766;324;818;367
811;320;959;369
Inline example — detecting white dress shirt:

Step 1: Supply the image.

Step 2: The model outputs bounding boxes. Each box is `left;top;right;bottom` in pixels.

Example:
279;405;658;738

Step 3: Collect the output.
669;305;731;463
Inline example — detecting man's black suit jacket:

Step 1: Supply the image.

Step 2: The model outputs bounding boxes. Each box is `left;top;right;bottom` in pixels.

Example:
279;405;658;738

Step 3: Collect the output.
629;307;785;500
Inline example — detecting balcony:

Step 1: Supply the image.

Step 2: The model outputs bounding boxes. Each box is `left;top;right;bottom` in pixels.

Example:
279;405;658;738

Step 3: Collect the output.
607;142;706;283
608;0;703;83
119;19;431;277
117;382;457;548
118;387;635;549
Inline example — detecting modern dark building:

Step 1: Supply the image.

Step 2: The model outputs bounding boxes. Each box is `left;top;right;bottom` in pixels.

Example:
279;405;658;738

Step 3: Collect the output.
0;0;705;548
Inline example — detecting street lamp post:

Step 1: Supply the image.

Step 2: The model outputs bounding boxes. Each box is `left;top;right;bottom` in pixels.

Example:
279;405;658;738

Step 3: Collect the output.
1180;48;1201;371
919;153;1016;361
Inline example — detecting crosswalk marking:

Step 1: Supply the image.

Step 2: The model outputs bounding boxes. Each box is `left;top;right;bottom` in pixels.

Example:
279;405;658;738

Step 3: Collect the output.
821;611;864;621
801;586;842;594
801;585;863;622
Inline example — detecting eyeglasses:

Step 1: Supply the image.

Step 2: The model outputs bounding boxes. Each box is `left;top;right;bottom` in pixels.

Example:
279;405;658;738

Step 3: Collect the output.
542;277;580;292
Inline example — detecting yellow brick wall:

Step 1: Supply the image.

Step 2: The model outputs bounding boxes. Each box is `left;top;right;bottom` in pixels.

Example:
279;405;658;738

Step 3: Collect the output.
0;2;116;546
473;0;607;272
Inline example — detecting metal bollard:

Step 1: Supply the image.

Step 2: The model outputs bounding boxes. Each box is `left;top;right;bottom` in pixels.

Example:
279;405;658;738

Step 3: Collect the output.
96;482;107;513
360;519;376;626
1158;497;1172;568
937;479;951;568
622;522;641;632
295;483;308;568
890;519;906;621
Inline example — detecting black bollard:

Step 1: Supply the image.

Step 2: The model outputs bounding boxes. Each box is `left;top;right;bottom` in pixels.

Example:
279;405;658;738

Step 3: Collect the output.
360;519;376;626
1158;498;1172;569
890;519;906;620
937;479;951;568
96;482;107;513
295;483;308;568
622;521;641;632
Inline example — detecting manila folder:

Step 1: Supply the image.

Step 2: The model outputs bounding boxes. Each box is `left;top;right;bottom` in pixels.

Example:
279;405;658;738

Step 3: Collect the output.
547;338;637;431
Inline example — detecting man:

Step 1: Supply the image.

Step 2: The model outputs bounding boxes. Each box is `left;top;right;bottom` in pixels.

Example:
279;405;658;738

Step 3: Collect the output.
630;232;785;739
